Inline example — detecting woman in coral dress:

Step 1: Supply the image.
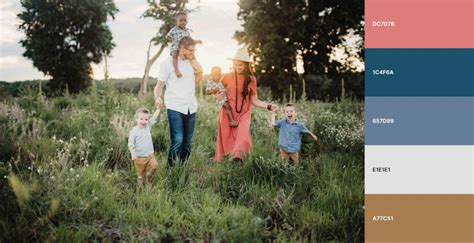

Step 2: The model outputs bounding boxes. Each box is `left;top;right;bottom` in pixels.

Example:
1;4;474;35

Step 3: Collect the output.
214;50;278;163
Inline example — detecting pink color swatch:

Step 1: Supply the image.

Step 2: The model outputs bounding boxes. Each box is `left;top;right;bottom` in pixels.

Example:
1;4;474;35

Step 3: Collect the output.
365;0;474;48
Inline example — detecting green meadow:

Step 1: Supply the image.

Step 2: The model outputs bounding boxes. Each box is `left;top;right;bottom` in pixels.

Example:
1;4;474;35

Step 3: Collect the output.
0;86;364;241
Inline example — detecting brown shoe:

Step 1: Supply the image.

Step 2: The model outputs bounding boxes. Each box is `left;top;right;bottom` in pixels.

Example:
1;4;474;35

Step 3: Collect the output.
232;158;243;166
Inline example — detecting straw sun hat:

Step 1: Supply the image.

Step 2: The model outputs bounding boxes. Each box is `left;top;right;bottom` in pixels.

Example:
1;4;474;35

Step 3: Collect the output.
228;49;251;62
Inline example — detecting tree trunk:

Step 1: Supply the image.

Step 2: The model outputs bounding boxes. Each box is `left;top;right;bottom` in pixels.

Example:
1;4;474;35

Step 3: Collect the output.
103;51;109;84
341;77;345;99
141;40;166;95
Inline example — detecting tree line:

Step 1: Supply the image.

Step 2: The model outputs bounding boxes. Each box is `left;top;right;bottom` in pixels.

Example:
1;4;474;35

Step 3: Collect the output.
17;0;363;100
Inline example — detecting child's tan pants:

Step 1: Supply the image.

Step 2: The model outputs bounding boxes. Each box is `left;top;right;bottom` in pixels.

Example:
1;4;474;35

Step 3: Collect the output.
279;149;299;164
134;154;158;182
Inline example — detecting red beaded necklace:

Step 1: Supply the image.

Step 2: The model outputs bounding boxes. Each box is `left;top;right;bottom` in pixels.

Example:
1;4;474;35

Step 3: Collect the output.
234;71;246;114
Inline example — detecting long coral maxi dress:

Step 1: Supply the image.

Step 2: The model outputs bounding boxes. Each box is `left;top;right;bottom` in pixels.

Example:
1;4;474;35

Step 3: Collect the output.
214;72;257;162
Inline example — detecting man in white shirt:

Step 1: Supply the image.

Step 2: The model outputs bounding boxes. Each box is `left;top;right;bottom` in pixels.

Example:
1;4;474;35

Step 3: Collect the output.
154;37;201;167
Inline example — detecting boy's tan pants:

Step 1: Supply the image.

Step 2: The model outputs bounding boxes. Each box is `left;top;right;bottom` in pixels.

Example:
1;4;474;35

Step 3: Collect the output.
279;148;300;164
134;154;158;183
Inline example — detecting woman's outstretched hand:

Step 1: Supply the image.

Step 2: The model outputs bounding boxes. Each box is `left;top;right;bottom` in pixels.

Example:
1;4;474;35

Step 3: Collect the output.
269;103;279;113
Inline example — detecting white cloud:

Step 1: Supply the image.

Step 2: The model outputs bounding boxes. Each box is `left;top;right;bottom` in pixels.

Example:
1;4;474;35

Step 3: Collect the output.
0;55;45;81
0;26;23;44
0;1;14;9
0;1;23;44
114;2;149;24
0;55;20;67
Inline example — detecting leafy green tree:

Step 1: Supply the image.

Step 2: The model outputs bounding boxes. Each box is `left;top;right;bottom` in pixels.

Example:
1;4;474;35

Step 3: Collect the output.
18;0;118;94
235;0;364;100
301;0;364;100
235;0;306;100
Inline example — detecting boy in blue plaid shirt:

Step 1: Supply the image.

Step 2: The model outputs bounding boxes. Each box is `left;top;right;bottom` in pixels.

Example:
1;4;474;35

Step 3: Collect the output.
271;103;318;164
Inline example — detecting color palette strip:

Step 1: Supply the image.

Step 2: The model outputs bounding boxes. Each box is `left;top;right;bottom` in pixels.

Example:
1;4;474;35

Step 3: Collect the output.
365;0;474;241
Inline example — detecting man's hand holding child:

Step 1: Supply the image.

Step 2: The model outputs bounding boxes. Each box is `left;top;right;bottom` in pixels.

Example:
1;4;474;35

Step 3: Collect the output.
155;97;162;108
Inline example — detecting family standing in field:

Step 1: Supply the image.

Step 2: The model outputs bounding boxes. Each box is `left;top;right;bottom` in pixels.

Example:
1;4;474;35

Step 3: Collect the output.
128;12;318;187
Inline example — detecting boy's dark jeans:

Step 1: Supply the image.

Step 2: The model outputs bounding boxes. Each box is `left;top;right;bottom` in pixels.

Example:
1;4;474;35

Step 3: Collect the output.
166;109;196;167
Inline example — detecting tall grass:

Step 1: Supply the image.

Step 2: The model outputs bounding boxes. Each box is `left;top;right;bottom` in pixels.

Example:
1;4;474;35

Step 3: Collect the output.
0;88;364;241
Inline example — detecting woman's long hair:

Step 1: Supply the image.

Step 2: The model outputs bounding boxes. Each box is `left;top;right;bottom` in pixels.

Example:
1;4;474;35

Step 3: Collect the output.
233;61;254;113
241;62;254;101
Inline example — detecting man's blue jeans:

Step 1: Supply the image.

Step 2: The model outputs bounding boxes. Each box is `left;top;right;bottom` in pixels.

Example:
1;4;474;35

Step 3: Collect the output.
166;109;196;167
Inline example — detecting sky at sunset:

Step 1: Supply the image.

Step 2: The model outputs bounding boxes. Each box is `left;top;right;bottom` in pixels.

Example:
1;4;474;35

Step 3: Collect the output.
0;0;242;82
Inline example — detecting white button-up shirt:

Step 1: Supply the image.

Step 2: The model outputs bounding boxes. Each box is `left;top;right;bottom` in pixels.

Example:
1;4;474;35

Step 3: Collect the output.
157;56;198;114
